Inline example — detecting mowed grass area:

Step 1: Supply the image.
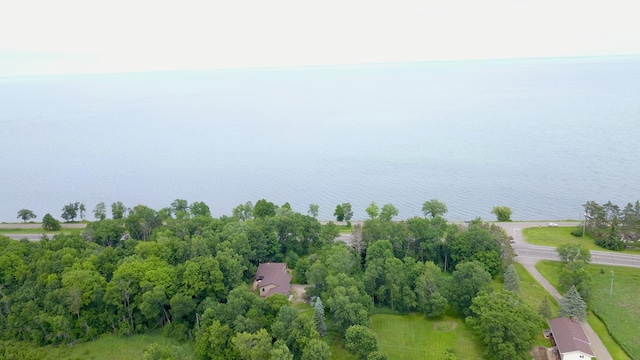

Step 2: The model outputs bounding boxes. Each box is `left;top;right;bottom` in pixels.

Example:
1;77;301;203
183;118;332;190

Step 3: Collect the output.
523;226;640;254
0;228;83;235
370;314;484;360
536;260;636;360
41;333;195;360
512;263;559;347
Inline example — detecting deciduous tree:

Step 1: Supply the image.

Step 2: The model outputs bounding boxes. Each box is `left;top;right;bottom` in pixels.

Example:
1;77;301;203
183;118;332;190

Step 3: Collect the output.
365;202;379;220
16;209;36;222
445;261;492;316
491;206;512;222
42;213;61;231
308;204;319;218
422;199;448;218
379;204;398;222
345;325;379;360
466;290;541;360
93;202;106;220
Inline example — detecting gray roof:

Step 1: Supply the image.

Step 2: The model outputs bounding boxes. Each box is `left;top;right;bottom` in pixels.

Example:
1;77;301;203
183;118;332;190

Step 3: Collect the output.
548;318;594;357
256;263;291;297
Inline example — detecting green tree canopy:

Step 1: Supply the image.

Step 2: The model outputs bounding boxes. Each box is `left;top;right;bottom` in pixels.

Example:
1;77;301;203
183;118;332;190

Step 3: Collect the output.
365;202;379;220
491;206;512;221
379;204;398;222
345;325;379;360
422;199;448;218
466;290;541;360
445;261;492;316
42;213;61;231
16;209;36;222
559;285;587;322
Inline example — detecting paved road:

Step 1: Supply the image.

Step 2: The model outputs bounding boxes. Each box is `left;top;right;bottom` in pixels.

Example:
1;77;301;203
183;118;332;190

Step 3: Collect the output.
499;221;640;268
498;221;614;360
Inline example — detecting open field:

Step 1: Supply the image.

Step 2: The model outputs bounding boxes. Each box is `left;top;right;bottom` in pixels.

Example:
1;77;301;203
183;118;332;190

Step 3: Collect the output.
536;260;636;360
34;333;195;360
523;226;640;254
0;228;83;235
370;313;484;360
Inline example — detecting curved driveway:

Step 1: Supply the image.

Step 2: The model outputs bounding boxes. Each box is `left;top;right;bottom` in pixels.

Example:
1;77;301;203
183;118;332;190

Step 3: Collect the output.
497;221;628;360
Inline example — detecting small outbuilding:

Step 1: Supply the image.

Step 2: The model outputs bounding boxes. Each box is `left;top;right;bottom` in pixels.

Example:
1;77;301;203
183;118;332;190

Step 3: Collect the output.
548;317;595;360
254;262;292;298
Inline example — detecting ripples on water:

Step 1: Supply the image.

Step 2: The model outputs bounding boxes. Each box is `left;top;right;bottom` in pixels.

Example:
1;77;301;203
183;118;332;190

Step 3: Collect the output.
1;57;639;222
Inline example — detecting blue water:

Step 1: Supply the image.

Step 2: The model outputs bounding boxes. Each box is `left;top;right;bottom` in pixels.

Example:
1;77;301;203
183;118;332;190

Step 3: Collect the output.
1;56;639;222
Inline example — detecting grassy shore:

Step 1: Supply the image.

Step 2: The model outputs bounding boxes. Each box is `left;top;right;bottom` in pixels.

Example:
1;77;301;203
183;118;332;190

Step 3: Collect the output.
536;260;636;359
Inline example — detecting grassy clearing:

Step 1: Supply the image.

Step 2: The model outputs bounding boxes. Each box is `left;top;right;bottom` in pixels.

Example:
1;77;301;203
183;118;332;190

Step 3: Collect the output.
523;226;640;254
512;263;559;348
536;260;636;359
41;333;195;360
370;313;484;360
0;228;83;235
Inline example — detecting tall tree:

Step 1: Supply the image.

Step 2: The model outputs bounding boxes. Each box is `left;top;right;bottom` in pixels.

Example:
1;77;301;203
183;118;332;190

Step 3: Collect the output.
503;264;520;292
93;202;107;220
190;201;211;217
422;199;448;218
232;328;273;360
79;203;86;220
491;206;512;222
556;244;591;264
42;213;61;230
308;204;319;218
365;202;379;220
334;204;345;222
559;285;587;322
61;202;79;222
253;199;276;218
466;290;541;360
538;297;553;320
313;297;326;337
379;204;398;222
445;261;492;316
111;201;127;220
342;203;354;222
171;199;189;218
233;201;254;221
16;209;36;222
301;339;331;360
345;325;379;360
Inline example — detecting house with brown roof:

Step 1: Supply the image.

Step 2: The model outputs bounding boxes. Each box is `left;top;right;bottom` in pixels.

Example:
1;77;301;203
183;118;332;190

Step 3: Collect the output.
254;262;291;298
548;318;595;360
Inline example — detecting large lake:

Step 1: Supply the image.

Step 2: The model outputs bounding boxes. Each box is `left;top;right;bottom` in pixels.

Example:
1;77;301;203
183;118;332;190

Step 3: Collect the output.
1;56;639;222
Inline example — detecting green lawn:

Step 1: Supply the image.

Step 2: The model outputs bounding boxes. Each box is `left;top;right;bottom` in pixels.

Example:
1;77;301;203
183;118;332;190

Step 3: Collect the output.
0;228;83;235
511;263;559;348
523;226;640;254
536;260;636;360
40;333;195;360
370;313;484;360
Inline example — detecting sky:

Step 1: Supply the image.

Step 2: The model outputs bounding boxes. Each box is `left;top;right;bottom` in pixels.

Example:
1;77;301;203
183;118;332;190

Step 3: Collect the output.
1;0;639;76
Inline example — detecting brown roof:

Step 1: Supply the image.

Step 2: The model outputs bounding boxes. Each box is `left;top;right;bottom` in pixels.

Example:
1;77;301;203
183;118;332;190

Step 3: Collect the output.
256;263;291;297
548;318;594;357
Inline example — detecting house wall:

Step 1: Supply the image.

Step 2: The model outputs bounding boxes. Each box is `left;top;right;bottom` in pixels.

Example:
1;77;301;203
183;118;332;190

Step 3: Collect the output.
561;350;593;360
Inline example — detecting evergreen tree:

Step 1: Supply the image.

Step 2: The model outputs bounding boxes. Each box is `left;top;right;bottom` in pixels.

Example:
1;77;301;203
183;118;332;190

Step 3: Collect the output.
313;297;326;337
538;297;553;320
559;285;587;322
503;264;520;292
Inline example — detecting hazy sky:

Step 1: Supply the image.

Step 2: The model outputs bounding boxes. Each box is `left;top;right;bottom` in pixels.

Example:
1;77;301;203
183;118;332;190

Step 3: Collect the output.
1;0;638;76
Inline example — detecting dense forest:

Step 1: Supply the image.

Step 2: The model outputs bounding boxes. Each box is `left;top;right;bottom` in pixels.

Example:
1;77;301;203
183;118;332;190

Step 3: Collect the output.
0;199;542;360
